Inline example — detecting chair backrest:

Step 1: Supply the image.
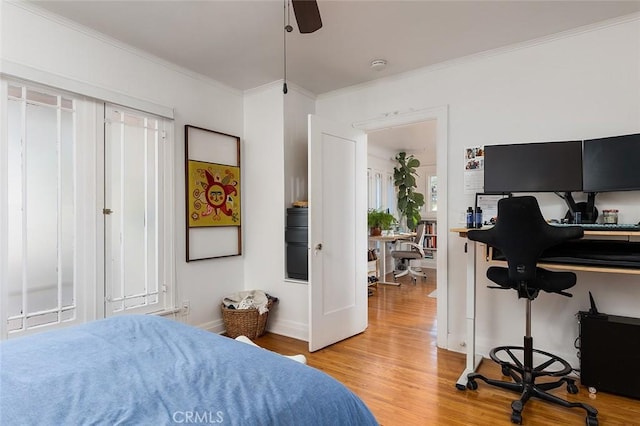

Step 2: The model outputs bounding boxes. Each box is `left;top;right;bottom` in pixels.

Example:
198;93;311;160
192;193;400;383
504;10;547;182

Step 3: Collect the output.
467;196;583;283
414;222;426;247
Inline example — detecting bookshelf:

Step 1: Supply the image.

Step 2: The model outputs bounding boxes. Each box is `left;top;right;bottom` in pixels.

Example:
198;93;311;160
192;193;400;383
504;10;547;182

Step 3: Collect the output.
367;259;379;278
420;219;437;269
367;257;379;294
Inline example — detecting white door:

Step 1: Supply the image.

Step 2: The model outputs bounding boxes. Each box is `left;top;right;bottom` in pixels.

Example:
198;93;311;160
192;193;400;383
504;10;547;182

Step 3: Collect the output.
308;115;367;352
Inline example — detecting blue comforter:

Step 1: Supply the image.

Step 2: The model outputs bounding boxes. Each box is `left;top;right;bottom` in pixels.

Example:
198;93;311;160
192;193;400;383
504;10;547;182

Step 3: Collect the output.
0;315;377;425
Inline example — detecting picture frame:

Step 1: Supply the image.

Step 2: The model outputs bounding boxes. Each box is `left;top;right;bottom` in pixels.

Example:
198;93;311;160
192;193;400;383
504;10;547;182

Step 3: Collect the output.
185;125;241;261
475;192;511;225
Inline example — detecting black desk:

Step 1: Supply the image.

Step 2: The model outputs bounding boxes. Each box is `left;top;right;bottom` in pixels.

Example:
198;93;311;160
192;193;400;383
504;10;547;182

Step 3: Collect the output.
492;239;640;270
489;231;640;275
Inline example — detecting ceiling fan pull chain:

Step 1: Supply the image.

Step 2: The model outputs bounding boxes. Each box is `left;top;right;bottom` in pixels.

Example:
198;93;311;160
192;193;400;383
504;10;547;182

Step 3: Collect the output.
283;0;291;94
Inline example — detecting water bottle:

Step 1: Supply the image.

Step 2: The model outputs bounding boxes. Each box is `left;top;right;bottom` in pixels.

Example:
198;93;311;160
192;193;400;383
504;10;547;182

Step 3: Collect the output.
466;207;474;228
475;207;483;228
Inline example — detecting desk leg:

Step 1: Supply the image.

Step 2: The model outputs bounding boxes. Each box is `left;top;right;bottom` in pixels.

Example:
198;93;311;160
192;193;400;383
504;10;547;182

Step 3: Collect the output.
377;241;399;286
456;240;483;390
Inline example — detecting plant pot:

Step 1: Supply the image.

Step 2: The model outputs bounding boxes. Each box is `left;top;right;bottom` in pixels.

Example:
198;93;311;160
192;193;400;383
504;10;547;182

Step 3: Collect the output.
370;227;382;236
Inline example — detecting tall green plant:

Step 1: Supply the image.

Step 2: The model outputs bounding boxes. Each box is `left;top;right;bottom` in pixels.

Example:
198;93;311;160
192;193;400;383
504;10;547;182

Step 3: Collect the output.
394;152;425;230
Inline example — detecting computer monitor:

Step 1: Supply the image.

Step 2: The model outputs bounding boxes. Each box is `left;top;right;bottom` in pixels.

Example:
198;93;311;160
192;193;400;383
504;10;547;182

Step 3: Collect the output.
484;141;583;193
583;133;640;192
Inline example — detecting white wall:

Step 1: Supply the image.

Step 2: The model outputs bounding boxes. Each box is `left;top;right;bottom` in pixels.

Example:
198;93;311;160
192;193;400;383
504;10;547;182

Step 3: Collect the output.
1;1;245;330
368;145;396;171
284;86;315;206
318;17;640;365
243;82;314;340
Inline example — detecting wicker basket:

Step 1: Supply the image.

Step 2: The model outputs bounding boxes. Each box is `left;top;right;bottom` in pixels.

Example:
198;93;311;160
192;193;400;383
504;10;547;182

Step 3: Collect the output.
221;299;274;339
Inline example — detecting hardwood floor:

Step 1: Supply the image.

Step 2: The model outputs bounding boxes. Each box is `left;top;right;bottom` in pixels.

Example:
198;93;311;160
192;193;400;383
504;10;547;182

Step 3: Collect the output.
255;272;640;425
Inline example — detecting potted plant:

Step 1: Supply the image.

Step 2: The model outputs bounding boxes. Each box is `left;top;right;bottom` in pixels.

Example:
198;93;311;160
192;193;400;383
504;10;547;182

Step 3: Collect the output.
394;152;425;230
368;209;397;236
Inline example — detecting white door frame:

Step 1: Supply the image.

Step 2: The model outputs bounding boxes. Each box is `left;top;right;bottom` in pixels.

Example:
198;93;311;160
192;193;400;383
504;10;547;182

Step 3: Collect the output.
353;106;449;349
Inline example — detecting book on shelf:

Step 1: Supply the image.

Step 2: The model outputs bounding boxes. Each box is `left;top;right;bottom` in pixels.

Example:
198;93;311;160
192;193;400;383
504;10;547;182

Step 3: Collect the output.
420;219;438;252
423;221;437;235
423;236;437;249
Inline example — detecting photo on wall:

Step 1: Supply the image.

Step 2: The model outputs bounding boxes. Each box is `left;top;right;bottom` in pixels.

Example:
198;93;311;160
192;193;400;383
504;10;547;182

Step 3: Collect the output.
464;146;484;194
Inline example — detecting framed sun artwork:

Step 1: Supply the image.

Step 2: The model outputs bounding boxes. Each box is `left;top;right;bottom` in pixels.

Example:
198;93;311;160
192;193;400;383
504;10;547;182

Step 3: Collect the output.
187;161;240;227
185;125;241;261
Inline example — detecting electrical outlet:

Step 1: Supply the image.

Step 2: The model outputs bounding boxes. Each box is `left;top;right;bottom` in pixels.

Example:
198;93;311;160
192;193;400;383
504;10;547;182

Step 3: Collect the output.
181;300;190;316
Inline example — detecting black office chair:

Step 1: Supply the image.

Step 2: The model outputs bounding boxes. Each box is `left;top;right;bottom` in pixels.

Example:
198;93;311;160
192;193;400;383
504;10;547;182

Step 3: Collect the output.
465;196;598;426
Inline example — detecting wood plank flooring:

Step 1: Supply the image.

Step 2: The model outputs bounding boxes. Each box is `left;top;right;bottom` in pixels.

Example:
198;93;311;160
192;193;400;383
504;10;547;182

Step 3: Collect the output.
255;272;640;425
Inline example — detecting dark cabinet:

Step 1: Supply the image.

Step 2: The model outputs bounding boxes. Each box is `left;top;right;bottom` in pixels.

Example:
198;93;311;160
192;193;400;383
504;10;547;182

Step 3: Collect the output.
286;207;308;280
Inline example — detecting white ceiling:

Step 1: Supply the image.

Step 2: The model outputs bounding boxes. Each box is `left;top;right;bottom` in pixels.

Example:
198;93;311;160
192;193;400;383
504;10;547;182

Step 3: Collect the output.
368;120;437;159
30;0;640;96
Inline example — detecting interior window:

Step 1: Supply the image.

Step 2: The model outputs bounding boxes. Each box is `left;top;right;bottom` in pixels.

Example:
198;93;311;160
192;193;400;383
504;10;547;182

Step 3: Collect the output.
367;168;383;210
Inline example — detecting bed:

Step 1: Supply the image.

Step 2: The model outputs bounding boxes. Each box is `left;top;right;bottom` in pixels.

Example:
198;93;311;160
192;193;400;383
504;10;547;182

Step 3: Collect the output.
0;315;377;425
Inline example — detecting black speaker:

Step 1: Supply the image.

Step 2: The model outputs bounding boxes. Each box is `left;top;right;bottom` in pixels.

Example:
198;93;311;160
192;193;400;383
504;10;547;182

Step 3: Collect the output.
579;311;640;399
285;208;308;280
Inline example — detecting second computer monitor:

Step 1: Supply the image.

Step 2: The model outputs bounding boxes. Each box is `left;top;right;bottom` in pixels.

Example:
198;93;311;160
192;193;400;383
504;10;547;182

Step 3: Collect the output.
583;133;640;192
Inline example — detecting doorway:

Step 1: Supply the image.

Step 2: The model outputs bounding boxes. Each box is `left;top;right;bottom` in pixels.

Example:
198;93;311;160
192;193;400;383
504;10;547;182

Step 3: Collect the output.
356;106;448;349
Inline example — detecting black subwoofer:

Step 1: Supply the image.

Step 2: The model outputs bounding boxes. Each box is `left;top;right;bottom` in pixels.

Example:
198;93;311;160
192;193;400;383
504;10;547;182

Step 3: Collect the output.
579;311;640;399
285;207;308;280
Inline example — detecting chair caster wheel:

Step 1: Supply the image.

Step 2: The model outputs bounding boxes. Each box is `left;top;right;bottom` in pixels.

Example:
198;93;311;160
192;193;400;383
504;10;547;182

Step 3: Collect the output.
567;382;579;394
455;383;466;391
466;379;478;390
586;415;598;426
501;365;511;376
511;411;522;424
511;400;523;412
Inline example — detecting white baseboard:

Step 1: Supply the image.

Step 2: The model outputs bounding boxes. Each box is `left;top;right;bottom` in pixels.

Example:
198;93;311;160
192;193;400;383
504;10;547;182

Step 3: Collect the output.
195;318;308;342
266;318;308;342
199;319;225;334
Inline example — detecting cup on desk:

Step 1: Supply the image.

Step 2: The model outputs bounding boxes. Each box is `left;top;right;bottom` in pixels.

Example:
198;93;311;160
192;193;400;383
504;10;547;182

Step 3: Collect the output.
603;209;619;224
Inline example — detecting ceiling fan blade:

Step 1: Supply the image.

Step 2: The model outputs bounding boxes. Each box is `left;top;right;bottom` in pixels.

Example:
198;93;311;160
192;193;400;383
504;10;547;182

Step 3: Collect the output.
292;0;322;34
